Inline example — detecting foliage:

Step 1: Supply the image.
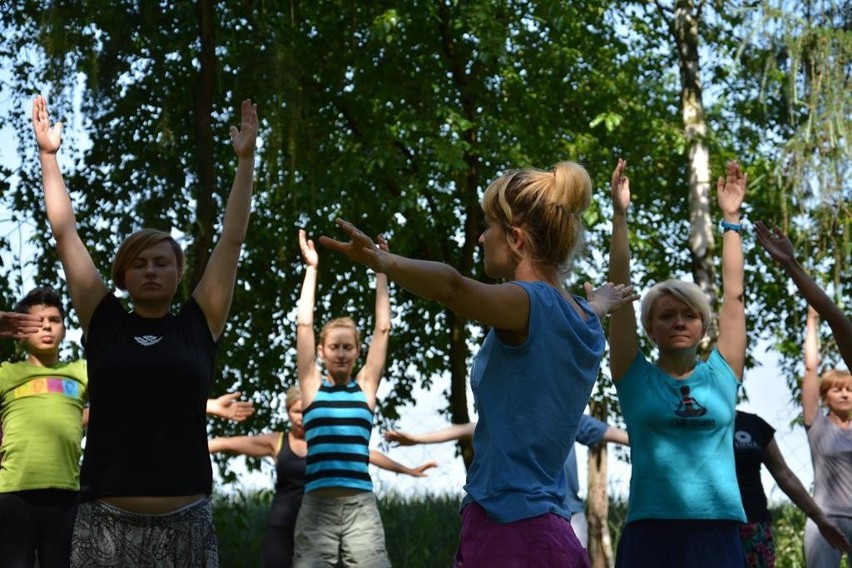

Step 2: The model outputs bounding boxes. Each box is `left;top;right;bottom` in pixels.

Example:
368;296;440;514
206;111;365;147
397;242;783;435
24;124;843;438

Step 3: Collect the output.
0;0;847;478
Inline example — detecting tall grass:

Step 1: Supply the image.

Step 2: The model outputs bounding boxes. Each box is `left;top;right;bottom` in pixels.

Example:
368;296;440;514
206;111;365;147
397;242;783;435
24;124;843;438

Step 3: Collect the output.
213;492;848;567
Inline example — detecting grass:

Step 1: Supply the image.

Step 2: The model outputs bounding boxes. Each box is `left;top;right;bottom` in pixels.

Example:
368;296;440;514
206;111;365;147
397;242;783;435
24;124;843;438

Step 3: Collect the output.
212;491;848;567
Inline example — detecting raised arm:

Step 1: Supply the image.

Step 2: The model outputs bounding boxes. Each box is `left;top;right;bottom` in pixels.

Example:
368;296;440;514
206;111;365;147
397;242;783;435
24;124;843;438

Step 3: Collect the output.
207;432;279;459
296;229;322;408
319;220;530;332
802;306;821;427
715;161;747;379
608;159;640;381
33;95;108;333
0;311;42;339
206;392;255;422
357;234;392;410
368;450;438;478
755;222;852;369
384;422;476;445
763;437;851;553
192;99;258;341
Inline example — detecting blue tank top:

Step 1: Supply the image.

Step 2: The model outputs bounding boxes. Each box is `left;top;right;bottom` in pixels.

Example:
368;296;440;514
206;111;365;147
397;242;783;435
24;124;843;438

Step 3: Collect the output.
303;378;373;493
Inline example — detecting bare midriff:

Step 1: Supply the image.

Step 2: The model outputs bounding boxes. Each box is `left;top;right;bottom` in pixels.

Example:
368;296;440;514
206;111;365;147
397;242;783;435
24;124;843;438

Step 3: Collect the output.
101;494;206;515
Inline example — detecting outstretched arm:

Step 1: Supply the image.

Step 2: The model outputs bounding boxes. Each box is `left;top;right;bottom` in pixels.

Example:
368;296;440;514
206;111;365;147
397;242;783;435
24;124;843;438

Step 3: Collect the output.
755;222;852;369
608;159;640;381
0;311;42;339
208;432;279;459
296;230;322;408
802;306;821;427
715;161;747;380
206;392;255;422
601;426;629;446
368;450;438;478
193;99;258;341
763;438;851;553
384;422;476;446
33;95;109;333
320;220;531;332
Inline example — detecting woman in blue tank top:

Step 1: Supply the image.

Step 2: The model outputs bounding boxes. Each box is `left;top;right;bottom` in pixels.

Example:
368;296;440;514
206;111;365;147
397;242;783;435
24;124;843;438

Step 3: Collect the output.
608;159;748;567
321;161;636;568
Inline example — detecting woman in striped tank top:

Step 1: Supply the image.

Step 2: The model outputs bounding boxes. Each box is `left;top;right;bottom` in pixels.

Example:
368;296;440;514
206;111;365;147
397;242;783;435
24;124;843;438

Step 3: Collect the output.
292;229;392;567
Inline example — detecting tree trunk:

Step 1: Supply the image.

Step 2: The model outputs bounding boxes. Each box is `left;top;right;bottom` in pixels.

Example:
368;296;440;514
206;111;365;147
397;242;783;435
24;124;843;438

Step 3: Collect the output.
587;399;614;567
189;0;217;290
670;0;719;344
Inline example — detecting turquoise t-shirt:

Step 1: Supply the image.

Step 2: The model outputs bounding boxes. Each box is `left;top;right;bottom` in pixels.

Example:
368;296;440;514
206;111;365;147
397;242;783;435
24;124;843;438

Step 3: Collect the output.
0;359;88;492
615;349;745;523
462;281;605;523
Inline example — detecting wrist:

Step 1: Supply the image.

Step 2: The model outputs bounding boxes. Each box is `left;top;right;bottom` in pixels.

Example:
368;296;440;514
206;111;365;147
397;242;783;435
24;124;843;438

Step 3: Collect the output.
720;219;743;233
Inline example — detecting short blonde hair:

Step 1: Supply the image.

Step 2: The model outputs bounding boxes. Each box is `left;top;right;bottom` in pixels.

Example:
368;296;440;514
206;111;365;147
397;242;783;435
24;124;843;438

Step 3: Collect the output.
285;385;302;410
319;316;361;347
481;161;592;272
640;279;711;336
112;229;184;290
819;369;852;400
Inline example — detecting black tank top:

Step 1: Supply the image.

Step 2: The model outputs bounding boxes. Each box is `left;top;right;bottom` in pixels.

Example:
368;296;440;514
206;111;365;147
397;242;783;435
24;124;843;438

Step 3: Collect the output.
267;433;306;528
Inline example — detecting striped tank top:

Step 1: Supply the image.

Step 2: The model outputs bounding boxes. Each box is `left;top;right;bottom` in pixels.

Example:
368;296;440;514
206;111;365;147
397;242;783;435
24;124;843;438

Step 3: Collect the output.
303;378;373;493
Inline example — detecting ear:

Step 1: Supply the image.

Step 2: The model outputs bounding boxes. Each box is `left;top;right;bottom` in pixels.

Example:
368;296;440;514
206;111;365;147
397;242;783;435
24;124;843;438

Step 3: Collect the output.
508;227;525;253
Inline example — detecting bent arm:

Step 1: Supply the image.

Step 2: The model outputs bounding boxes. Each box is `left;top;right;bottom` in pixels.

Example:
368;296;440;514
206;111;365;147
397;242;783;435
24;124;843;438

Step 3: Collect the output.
207;432;279;459
193;100;258;341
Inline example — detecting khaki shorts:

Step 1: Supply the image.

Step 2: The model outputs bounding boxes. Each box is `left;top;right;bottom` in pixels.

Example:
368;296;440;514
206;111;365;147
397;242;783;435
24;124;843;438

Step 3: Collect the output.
293;491;390;568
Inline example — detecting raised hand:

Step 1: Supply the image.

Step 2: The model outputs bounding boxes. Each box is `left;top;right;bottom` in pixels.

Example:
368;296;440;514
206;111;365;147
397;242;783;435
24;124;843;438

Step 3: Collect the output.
611;158;630;214
229;99;258;160
319;218;390;274
716;161;746;217
0;311;43;339
754;222;796;266
32;95;62;155
584;281;639;322
299;229;319;269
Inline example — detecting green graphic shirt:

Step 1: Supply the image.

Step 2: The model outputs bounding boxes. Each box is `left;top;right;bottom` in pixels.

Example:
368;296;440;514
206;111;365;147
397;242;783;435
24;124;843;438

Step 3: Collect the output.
0;359;88;492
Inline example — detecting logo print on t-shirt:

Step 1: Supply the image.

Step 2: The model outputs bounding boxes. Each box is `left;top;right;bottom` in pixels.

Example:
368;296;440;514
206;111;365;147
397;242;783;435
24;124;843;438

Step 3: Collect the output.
734;430;759;450
134;335;163;347
674;385;707;418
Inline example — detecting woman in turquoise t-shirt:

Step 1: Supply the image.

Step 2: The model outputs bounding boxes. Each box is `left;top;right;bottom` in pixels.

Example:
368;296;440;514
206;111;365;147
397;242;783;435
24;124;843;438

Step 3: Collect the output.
608;159;748;567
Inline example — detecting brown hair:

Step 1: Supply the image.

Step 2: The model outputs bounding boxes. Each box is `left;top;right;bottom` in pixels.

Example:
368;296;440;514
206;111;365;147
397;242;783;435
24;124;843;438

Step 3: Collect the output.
111;229;184;290
481;161;592;272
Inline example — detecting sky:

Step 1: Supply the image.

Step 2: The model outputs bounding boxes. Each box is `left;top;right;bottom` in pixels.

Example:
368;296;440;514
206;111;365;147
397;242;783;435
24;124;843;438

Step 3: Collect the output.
0;90;819;509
